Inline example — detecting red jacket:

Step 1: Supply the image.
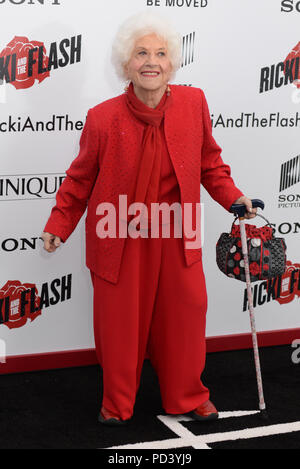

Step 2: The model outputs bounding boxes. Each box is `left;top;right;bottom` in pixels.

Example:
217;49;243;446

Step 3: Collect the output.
44;85;243;284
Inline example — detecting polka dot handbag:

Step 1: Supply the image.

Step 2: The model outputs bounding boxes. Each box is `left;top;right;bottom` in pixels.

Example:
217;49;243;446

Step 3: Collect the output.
216;214;287;282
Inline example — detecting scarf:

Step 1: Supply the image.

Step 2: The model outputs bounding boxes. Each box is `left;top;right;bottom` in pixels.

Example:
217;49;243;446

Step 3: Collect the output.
125;81;172;224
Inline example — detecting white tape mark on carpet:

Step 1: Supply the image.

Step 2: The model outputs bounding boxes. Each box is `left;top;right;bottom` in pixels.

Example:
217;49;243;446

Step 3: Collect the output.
103;410;300;449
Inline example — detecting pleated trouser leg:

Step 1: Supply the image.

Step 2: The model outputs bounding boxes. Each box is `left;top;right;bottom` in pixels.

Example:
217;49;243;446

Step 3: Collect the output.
90;223;209;421
147;230;209;414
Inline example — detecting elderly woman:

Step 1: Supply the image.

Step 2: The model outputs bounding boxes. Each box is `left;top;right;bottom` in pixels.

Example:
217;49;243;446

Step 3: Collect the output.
42;12;256;426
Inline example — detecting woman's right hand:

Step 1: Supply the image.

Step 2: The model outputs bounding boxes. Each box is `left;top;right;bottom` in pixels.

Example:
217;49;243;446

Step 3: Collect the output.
41;232;62;253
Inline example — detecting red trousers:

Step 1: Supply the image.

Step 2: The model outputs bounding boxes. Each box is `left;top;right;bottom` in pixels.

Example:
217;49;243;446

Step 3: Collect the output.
90;222;209;421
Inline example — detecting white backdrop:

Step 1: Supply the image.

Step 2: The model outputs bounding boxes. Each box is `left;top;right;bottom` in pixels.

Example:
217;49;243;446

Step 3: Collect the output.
1;0;299;360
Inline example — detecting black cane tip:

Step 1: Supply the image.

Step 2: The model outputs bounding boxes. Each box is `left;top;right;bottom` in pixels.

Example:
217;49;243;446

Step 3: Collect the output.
260;409;268;420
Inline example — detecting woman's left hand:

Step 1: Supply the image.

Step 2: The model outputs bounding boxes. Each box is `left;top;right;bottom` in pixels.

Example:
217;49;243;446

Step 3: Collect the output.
233;196;257;219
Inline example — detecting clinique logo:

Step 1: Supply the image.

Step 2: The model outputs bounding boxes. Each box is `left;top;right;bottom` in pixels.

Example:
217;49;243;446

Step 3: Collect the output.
281;0;300;12
0;0;60;5
0;173;66;200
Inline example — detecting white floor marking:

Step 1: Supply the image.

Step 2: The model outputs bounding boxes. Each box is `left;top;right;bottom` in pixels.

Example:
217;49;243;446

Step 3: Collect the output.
202;421;300;444
102;410;300;449
218;410;260;419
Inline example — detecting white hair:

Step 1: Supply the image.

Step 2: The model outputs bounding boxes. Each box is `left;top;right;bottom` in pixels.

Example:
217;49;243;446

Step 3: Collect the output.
111;11;182;82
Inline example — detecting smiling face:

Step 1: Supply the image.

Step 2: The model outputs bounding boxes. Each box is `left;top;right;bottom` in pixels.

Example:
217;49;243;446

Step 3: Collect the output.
124;33;173;99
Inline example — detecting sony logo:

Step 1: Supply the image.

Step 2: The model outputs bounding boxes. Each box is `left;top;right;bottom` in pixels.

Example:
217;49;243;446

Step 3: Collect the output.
0;0;60;5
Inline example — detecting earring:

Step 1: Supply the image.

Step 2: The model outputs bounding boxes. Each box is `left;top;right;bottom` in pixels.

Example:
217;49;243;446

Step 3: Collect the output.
166;84;171;96
124;80;130;93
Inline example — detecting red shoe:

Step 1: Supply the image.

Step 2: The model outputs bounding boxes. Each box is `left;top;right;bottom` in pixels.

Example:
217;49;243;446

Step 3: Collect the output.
187;400;219;421
98;406;130;426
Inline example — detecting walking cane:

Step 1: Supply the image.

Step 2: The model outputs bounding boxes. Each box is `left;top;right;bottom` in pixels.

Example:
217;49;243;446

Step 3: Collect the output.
229;199;268;419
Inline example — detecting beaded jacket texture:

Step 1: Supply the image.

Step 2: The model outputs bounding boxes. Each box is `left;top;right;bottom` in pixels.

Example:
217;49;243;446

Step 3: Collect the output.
44;85;244;284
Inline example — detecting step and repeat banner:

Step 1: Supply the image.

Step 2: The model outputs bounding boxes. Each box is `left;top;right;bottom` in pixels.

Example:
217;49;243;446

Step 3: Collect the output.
0;0;299;362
